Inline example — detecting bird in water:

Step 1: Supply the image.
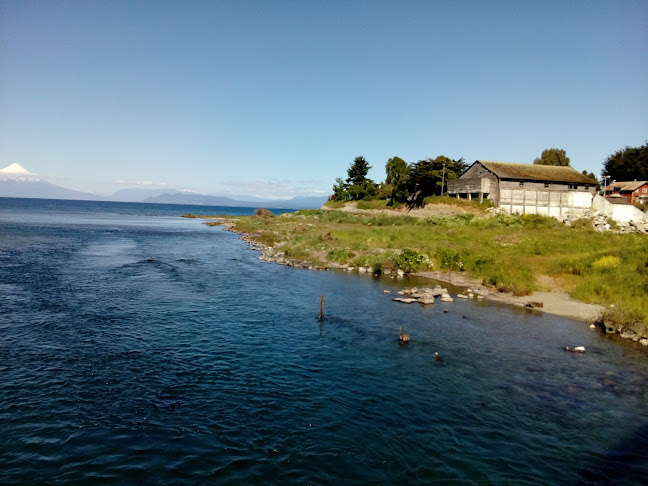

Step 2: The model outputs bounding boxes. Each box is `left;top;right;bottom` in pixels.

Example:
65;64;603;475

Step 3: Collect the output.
435;352;442;361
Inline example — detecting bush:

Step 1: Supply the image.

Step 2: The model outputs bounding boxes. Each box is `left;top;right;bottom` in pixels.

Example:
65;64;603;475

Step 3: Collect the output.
480;213;524;228
255;208;274;218
395;248;432;273
591;256;621;271
436;248;467;271
569;218;593;230
521;214;562;229
326;248;351;263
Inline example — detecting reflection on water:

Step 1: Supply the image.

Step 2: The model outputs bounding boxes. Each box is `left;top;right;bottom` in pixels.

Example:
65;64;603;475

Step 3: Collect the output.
0;198;647;484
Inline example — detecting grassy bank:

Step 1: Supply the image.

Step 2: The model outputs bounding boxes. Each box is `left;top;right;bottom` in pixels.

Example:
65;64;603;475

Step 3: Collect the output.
222;207;648;326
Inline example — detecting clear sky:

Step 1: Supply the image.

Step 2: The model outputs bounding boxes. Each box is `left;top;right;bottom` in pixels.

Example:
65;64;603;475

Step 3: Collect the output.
1;1;647;198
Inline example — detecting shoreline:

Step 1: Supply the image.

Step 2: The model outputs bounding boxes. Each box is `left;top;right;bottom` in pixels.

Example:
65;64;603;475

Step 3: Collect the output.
414;270;605;323
222;220;605;324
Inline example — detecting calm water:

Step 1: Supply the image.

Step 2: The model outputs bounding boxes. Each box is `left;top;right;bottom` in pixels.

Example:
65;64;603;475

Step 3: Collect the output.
1;198;647;485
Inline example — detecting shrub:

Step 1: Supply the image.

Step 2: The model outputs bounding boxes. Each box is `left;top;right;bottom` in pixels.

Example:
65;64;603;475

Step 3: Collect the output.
636;258;648;275
436;248;467;271
395;248;432;273
569;218;593;230
326;248;350;263
521;214;561;229
255;208;274;218
591;256;621;271
481;213;524;228
607;218;619;230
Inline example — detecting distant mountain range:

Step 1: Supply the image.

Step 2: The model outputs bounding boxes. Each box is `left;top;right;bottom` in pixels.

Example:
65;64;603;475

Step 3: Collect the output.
0;163;327;209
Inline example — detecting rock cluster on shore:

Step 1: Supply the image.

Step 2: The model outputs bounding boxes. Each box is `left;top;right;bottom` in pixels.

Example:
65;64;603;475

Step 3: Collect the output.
594;318;648;346
391;286;485;305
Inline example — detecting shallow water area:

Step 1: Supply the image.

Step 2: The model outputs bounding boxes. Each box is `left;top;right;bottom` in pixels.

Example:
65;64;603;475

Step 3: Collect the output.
1;198;647;484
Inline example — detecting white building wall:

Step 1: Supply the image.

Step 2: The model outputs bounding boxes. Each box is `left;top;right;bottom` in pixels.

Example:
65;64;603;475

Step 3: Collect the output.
499;183;594;219
591;195;647;223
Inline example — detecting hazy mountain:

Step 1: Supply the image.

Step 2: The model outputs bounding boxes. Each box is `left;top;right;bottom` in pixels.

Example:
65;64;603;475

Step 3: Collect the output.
0;178;103;200
143;192;327;209
1;163;327;208
110;187;181;202
143;193;256;207
0;164;102;200
281;196;329;209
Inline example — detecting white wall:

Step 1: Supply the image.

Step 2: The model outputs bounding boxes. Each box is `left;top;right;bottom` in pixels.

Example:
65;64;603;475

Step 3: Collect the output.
499;188;593;219
592;195;646;223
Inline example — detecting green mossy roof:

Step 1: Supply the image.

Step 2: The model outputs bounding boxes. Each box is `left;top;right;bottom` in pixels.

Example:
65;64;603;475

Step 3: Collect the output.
477;161;596;184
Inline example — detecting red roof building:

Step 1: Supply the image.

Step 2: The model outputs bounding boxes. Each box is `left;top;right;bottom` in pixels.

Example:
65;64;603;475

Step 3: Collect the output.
604;181;648;204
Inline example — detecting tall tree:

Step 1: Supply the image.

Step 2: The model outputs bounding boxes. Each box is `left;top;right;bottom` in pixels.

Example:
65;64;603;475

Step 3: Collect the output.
345;156;376;200
603;142;648;181
346;156;371;186
409;156;467;199
385;156;410;205
533;148;570;166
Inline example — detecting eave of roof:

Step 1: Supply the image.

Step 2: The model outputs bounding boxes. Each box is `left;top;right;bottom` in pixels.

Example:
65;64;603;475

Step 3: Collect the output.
618;181;648;191
476;161;596;184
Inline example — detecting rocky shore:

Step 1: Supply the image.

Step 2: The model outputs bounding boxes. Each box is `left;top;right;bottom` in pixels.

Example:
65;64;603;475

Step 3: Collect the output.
223;221;648;346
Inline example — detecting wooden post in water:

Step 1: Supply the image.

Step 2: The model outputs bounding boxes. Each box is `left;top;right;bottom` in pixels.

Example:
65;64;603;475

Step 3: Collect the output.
320;295;324;320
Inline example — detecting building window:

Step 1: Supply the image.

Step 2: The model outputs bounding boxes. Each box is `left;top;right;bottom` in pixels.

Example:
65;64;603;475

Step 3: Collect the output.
519;182;524;187
544;183;550;188
643;188;647;193
568;184;578;189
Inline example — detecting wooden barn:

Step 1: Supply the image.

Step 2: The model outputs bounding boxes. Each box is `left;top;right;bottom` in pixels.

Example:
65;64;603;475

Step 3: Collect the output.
447;161;598;218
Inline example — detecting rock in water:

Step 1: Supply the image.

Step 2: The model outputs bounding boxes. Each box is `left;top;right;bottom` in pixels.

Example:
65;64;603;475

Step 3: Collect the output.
565;346;585;353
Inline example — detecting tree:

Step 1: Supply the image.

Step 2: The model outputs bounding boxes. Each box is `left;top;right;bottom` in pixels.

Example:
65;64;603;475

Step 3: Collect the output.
581;170;600;190
346;156;371;186
602;142;648;181
344;156;377;200
385;156;410;205
409;156;467;199
331;177;349;201
533;148;570;166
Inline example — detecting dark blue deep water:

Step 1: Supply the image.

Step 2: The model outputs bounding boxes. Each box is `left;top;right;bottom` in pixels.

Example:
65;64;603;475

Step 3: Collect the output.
1;198;647;485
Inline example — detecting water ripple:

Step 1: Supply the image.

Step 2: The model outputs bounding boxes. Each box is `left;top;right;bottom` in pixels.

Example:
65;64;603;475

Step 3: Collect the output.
1;201;647;484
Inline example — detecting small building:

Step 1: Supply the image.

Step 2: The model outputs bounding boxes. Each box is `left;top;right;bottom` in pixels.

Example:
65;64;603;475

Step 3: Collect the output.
447;161;597;218
604;181;648;205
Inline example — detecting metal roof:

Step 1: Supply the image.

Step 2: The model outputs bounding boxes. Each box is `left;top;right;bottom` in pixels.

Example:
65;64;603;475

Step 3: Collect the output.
615;181;648;192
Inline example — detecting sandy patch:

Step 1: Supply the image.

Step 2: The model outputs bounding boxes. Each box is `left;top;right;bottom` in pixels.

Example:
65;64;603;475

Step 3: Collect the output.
416;271;604;323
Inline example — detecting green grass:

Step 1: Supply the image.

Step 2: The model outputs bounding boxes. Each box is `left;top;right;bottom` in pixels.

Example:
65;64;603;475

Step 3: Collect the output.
224;207;648;326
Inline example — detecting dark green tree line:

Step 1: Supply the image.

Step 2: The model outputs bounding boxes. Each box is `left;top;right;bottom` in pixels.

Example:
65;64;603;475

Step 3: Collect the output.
603;142;648;181
333;154;467;204
408;156;467;199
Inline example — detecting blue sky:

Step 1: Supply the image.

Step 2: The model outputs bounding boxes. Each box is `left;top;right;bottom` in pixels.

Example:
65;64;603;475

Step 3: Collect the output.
1;1;647;198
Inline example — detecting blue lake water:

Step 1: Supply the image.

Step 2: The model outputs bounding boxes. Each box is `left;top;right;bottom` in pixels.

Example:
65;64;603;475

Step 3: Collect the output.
1;197;647;485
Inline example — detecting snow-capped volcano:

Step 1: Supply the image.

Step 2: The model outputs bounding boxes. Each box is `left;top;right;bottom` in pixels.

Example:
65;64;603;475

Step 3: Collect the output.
0;163;32;174
0;163;41;182
0;163;101;200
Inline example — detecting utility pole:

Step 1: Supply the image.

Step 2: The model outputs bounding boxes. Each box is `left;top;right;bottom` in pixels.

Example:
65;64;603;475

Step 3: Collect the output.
441;163;446;196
